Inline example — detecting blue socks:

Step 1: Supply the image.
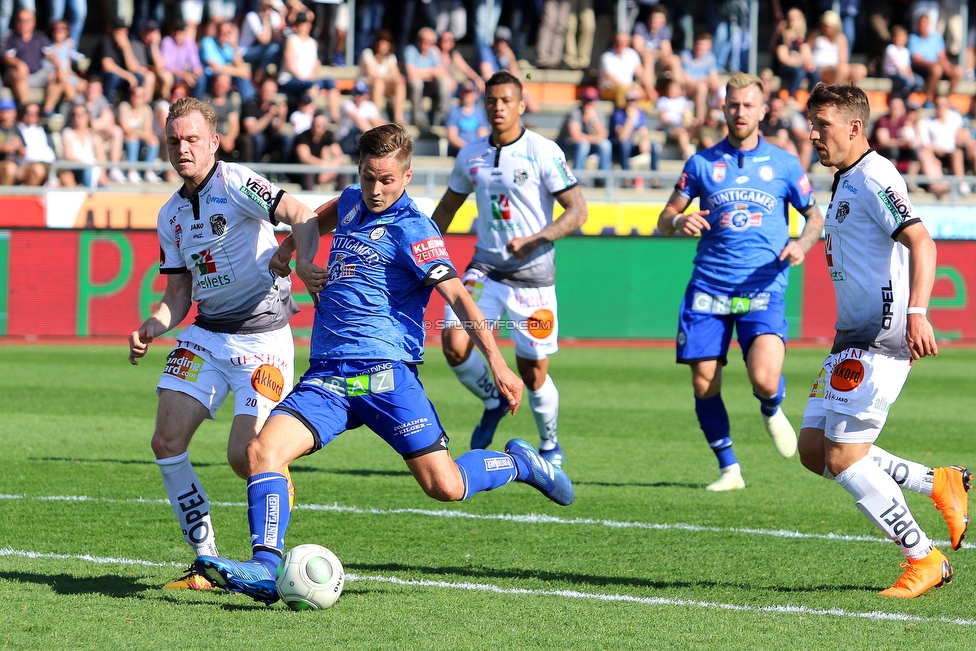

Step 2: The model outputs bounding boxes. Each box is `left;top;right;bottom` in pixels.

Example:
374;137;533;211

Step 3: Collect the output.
696;394;737;469
247;472;291;570
455;449;518;499
755;375;787;417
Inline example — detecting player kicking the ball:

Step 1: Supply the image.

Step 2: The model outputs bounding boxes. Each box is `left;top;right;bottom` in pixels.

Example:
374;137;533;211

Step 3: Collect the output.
799;82;970;598
432;71;588;468
194;124;574;604
656;73;825;491
128;98;317;590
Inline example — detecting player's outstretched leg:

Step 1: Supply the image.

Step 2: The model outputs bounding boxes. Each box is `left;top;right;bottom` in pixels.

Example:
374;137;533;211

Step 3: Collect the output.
528;375;562;467
696;394;744;491
449;352;509;449
195;471;293;603
836;456;950;598
504;439;574;505
868;447;972;550
157;452;216;590
756;375;797;458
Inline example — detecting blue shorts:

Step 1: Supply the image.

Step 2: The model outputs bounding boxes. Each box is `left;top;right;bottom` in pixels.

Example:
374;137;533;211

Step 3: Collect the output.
273;359;448;459
675;282;788;365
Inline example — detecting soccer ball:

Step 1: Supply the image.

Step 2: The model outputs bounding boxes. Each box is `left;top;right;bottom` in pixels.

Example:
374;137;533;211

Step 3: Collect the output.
275;544;345;611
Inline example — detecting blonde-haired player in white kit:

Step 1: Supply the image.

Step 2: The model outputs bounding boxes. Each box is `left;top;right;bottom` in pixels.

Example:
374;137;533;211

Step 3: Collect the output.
432;70;588;467
800;83;971;599
128;97;318;590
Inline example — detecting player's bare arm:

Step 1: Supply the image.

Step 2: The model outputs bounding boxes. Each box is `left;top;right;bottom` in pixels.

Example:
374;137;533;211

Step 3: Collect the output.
128;273;193;365
437;276;524;414
507;185;588;259
657;190;710;236
778;203;825;266
431;189;468;234
896;221;938;360
271;197;340;277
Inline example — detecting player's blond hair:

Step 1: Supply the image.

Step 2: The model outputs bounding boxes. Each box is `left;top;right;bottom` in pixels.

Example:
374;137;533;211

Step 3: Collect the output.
806;82;870;127
166;97;217;134
726;72;764;97
358;123;414;171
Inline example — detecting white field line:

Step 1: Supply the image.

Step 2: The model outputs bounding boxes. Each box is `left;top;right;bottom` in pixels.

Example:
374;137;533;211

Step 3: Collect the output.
0;548;974;628
0;492;969;550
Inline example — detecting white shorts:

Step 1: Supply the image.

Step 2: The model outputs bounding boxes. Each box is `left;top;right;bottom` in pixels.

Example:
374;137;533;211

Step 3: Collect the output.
801;348;912;443
443;268;558;360
156;323;295;420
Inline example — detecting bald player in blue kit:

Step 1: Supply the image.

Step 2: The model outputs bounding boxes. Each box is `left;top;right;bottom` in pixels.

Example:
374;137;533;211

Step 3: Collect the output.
657;72;825;491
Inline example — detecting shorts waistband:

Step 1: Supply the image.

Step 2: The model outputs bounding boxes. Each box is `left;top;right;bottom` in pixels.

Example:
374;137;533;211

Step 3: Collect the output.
304;359;401;397
691;291;771;314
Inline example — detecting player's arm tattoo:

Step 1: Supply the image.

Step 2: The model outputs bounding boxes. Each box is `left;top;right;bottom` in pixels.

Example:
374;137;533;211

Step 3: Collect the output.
795;203;825;253
536;185;588;243
431;189;467;234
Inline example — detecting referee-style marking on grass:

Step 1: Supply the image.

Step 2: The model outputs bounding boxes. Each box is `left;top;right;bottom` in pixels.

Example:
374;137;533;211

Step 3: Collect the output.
1;548;974;628
1;493;968;550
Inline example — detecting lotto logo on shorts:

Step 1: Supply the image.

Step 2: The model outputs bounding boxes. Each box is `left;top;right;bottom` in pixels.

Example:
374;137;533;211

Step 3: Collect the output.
830;358;865;392
251;364;285;402
412;237;449;265
527;309;554;339
163;349;204;382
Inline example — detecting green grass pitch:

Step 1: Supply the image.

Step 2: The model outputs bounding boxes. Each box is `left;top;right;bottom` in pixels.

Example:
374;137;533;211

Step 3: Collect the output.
0;343;973;650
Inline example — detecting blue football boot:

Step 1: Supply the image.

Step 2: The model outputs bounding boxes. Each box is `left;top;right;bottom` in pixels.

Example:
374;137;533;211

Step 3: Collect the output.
539;442;564;468
470;402;510;449
505;438;575;506
194;556;280;604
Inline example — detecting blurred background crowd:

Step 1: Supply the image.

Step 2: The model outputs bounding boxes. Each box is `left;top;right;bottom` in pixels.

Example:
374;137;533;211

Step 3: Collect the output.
0;0;975;198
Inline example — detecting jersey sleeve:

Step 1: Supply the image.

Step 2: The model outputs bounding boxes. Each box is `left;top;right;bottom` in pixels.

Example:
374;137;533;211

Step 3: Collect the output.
537;137;578;196
784;156;816;210
222;162;286;224
862;172;920;239
447;152;474;195
674;156;701;199
395;215;458;287
157;206;187;274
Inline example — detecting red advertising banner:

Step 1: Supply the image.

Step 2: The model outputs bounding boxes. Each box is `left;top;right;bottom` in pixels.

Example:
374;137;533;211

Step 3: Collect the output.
3;230;973;341
0;196;46;228
2;230;476;338
800;240;976;341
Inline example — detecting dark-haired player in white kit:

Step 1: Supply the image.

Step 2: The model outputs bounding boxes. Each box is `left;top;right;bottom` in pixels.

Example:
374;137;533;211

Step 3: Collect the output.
128;97;318;591
800;82;971;599
432;70;588;467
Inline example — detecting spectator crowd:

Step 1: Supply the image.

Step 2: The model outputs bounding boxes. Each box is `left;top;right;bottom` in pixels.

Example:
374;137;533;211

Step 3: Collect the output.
0;0;975;197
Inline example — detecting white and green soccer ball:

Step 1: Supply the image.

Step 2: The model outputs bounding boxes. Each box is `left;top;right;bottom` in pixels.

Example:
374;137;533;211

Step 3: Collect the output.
275;544;345;611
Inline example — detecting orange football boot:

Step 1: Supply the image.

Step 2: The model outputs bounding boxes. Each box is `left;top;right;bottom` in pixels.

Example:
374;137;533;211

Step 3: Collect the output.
931;466;972;550
879;548;953;598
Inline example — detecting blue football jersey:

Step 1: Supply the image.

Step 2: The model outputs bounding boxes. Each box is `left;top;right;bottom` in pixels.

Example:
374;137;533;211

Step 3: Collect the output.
309;186;456;363
675;137;815;293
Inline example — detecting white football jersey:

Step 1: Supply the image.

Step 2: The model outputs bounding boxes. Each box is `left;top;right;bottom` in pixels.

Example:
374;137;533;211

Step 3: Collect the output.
448;128;578;287
822;150;920;358
157;161;297;334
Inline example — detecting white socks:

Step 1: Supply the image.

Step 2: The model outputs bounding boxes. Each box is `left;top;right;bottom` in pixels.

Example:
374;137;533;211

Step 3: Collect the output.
867;445;934;497
450;353;501;410
836;457;932;560
528;375;559;451
157;452;218;558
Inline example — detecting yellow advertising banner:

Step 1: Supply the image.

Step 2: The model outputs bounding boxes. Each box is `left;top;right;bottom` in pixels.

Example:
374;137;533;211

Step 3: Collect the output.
45;191;802;237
